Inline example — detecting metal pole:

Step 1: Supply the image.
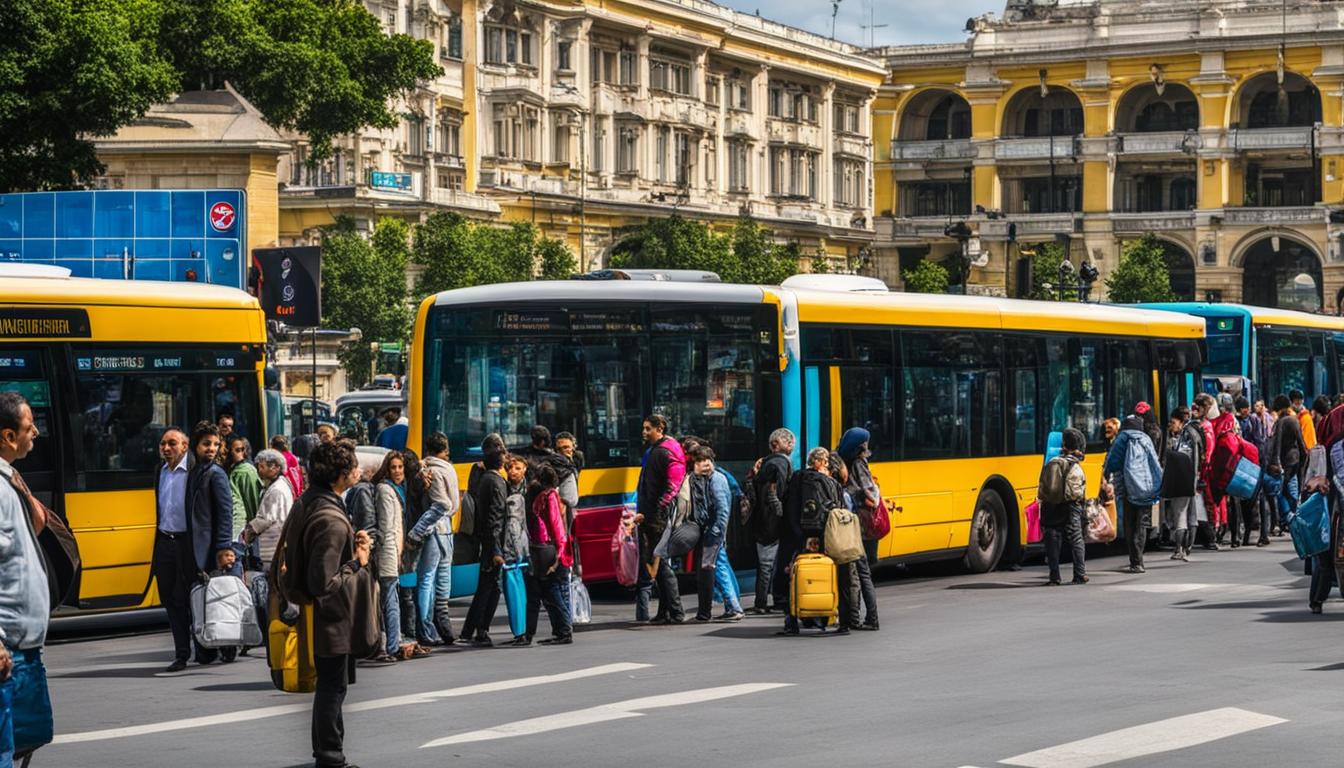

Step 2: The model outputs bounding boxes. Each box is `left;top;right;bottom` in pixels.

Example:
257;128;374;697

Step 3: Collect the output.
311;327;318;435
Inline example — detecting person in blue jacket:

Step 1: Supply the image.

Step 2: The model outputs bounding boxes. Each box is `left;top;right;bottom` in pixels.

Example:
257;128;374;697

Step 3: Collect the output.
688;445;744;622
1104;414;1163;574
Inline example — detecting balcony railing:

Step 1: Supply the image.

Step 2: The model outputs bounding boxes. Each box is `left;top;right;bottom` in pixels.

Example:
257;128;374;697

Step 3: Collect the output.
890;139;974;162
994;136;1078;161
1222;206;1322;225
1110;211;1197;233
877;217;957;239
980;213;1080;238
1228;126;1314;151
1115;131;1198;155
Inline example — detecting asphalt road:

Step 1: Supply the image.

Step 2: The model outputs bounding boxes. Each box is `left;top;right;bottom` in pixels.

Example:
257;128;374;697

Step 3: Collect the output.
39;538;1344;768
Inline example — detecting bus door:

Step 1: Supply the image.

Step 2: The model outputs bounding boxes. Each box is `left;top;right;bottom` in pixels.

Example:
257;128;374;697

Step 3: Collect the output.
0;346;73;604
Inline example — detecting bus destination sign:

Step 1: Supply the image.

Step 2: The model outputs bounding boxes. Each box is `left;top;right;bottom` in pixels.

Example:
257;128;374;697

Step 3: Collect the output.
0;308;91;339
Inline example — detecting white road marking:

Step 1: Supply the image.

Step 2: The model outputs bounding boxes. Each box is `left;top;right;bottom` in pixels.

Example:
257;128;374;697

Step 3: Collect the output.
421;682;794;748
1106;582;1214;593
999;707;1287;768
51;662;652;745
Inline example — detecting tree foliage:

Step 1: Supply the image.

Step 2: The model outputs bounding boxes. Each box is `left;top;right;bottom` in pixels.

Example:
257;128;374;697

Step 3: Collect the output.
1;0;440;191
0;0;179;190
1105;233;1177;303
902;260;950;294
411;213;575;299
1027;242;1072;301
320;217;411;389
609;216;801;284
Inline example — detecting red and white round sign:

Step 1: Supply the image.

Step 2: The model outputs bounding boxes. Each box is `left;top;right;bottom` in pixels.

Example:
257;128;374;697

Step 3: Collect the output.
209;201;236;232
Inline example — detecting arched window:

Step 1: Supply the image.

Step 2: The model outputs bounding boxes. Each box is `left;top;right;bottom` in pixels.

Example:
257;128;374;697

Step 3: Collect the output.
1241;237;1322;311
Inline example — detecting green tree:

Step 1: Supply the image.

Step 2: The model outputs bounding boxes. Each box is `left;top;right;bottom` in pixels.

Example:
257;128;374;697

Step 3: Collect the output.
1027;242;1073;301
1105;233;1177;303
809;251;831;274
1;0;440;191
411;213;575;299
321;217;411;389
902;260;950;294
609;215;802;283
0;0;179;190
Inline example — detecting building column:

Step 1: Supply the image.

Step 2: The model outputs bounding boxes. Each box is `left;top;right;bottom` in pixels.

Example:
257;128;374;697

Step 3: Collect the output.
821;81;836;209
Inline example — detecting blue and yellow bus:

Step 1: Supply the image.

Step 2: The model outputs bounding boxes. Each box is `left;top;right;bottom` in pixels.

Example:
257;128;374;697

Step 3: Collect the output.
1139;303;1344;404
409;275;1204;589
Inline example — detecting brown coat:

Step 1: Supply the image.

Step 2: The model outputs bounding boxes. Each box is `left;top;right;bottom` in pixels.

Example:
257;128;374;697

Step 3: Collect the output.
286;487;378;657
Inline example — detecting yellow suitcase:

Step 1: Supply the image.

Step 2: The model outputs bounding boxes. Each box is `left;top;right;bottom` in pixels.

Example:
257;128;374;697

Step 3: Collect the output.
790;552;839;620
268;591;317;693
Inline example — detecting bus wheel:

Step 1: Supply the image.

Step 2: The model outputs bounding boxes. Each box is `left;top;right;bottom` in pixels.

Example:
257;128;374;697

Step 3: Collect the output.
964;490;1006;573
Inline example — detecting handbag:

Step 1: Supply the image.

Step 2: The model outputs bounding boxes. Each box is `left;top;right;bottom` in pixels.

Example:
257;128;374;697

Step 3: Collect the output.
569;571;592;624
860;498;891;541
529;543;559;577
1025;500;1042;543
1290;492;1331;559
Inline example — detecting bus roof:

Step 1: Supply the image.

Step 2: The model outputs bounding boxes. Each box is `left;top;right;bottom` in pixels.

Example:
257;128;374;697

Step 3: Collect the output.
1136;302;1344;332
427;281;1204;338
0;275;260;311
793;289;1205;338
430;280;767;306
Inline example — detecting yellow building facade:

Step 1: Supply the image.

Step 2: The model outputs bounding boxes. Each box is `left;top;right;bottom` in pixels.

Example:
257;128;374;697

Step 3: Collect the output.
277;0;886;268
874;0;1344;312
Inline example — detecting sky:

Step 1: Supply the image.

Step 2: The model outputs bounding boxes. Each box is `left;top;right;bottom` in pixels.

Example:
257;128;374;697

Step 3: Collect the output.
717;0;1003;48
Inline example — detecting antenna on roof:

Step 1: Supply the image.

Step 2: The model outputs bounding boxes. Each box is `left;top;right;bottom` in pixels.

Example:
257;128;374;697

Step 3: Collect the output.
830;0;842;39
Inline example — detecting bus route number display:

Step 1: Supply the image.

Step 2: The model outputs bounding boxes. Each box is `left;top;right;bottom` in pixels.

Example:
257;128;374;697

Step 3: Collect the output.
0;308;91;339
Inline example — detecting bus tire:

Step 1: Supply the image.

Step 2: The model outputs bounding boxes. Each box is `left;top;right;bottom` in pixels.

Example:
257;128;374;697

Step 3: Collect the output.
964;489;1006;573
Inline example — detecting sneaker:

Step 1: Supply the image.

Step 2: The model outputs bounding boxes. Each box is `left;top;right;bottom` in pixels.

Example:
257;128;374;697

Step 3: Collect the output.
745;607;770;615
1256;538;1270;547
508;636;532;647
693;614;712;623
775;626;800;636
471;634;494;648
1311;602;1324;615
1070;576;1089;585
1046;579;1061;586
833;625;850;635
717;611;745;622
538;635;573;645
1170;551;1183;560
1176;550;1189;562
1127;565;1146;574
163;658;188;674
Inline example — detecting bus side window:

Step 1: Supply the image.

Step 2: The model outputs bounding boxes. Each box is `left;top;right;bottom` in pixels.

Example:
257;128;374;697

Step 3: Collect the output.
72;373;193;481
1004;336;1041;455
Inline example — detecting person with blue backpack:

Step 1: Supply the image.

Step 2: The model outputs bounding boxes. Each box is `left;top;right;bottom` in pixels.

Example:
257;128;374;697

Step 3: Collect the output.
1104;413;1163;574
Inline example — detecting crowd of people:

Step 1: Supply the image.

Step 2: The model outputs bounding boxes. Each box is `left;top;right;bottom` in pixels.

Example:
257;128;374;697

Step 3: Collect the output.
7;382;1344;768
1038;388;1344;615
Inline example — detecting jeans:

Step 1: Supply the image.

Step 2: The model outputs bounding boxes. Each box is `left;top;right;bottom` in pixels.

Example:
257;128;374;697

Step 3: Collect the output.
378;577;401;656
3;648;50;762
1277;469;1300;523
525;565;573;639
1;669;11;768
463;560;502;639
1044;507;1087;582
753;542;778;610
710;544;743;614
1122;500;1149;567
312;654;350;768
415;532;453;642
1310;492;1340;606
849;542;878;626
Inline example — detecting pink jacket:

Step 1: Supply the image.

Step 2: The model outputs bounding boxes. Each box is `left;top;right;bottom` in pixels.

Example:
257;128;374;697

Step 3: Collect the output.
529;488;573;568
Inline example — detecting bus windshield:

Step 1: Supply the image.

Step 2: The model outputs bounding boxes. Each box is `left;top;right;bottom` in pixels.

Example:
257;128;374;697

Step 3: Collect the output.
1203;316;1244;376
421;303;777;466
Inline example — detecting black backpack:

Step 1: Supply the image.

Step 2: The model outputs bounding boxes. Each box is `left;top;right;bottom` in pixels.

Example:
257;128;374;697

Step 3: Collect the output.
790;469;836;536
750;454;790;543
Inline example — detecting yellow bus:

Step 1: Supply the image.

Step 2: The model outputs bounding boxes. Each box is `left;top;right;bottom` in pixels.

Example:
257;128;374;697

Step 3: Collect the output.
0;265;267;615
408;274;1203;591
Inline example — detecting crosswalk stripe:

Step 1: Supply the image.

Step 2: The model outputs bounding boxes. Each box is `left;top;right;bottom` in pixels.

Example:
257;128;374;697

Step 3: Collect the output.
999;707;1287;768
421;682;794;748
51;662;653;745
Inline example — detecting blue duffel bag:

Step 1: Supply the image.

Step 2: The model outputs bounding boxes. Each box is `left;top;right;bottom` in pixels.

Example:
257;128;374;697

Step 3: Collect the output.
502;561;529;638
1225;457;1262;500
1290;492;1331;560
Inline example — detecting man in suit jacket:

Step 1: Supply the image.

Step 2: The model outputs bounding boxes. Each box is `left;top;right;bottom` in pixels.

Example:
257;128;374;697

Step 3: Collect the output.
152;423;234;672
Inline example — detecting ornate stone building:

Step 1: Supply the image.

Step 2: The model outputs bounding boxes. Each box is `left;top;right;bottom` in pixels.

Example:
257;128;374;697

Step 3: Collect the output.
872;0;1344;311
279;0;886;269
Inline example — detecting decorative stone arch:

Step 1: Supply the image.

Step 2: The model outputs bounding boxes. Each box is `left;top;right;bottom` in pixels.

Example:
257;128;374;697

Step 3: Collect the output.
1227;70;1322;129
1001;85;1083;138
1112;81;1200;133
1231;229;1324;311
897;88;972;141
1152;236;1197;301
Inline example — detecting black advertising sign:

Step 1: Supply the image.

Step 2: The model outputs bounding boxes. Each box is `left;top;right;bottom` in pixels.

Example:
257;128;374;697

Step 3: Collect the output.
253;246;321;327
0;308;91;339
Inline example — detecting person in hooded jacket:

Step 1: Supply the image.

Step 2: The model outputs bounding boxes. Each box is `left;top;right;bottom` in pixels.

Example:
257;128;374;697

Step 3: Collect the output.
1040;428;1088;585
836;428;879;631
522;462;573;644
1191;393;1221;550
1104;414;1162;573
687;446;743;622
1162;406;1202;561
1208;392;1242;547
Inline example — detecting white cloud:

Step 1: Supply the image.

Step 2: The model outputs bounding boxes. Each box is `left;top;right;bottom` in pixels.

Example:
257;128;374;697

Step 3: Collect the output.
715;0;1000;47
